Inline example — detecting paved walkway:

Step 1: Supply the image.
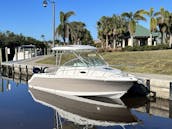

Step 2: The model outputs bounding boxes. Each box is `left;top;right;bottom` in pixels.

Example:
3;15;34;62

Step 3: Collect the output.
132;72;172;81
2;55;55;67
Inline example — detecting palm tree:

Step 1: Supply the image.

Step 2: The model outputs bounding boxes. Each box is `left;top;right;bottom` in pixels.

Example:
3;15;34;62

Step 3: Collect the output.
143;8;158;46
68;21;93;45
111;15;128;48
121;10;146;47
56;11;75;44
156;7;169;44
69;21;86;44
97;15;128;49
167;13;172;47
97;16;112;48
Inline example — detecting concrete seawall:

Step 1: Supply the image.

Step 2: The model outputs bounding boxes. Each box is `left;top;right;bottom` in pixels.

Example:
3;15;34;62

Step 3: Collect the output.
133;73;172;100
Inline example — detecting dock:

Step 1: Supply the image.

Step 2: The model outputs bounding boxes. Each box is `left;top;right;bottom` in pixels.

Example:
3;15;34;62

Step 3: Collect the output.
0;55;55;81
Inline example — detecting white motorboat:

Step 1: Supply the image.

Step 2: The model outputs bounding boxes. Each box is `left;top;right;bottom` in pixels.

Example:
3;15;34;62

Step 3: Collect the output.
29;45;138;98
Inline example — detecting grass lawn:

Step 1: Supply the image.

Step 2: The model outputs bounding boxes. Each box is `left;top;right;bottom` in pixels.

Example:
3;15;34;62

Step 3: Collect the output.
36;49;172;75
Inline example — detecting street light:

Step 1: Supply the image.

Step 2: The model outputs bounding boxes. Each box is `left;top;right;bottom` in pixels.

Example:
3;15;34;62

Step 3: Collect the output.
43;0;56;48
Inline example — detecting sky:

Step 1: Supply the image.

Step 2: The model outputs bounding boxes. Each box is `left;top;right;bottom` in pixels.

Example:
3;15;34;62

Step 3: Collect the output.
0;0;172;41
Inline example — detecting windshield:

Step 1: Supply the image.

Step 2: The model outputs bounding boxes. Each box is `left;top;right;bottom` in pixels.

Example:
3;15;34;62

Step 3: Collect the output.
63;52;107;67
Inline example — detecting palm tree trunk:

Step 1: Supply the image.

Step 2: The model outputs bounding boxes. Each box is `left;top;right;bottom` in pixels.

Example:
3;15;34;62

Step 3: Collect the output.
122;39;125;48
162;32;166;44
148;33;153;46
130;35;134;47
105;34;108;48
67;26;70;44
113;39;116;49
77;39;80;45
170;34;172;48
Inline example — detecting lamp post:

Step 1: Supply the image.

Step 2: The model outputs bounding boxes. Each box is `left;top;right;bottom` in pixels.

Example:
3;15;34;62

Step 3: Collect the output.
43;0;56;48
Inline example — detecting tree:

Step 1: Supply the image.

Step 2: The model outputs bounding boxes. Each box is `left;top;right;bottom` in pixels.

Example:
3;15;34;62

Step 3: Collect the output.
143;8;159;45
69;21;85;44
69;21;93;45
97;16;112;48
111;15;128;48
56;11;75;44
97;15;128;49
121;10;146;47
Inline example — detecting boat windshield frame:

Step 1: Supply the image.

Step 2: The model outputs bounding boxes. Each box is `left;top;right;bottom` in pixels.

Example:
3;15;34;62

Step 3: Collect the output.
55;50;108;68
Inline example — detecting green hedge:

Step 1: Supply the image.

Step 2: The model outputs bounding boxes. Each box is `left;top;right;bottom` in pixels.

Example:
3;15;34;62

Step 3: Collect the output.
123;44;170;51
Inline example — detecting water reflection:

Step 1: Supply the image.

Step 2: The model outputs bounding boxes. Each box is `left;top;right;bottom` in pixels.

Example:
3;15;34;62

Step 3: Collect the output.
0;76;54;129
29;88;140;129
134;97;172;119
0;76;11;92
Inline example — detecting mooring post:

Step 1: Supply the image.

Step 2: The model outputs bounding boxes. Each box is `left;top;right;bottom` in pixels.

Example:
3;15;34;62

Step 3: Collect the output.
6;66;9;77
43;48;46;55
5;47;8;62
19;65;21;75
169;99;172;118
26;65;28;75
0;48;2;64
23;48;25;60
30;48;32;58
0;65;3;75
0;78;4;92
12;64;15;74
34;48;37;57
170;82;172;100
26;65;28;81
146;79;150;91
47;48;49;55
12;64;15;79
6;79;11;91
15;48;18;61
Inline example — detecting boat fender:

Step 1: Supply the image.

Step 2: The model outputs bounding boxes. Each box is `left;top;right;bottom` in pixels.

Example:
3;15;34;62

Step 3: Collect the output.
33;67;41;73
42;67;49;73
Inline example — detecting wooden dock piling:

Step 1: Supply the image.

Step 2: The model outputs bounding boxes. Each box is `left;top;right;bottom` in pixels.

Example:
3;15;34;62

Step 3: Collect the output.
5;47;8;62
30;48;32;58
0;48;2;64
15;48;18;61
146;79;150;91
169;100;172;118
170;82;172;100
35;48;37;57
0;78;4;92
23;48;26;60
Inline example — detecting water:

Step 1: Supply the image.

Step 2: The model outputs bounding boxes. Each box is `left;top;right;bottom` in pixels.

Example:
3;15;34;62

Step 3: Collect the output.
0;76;172;129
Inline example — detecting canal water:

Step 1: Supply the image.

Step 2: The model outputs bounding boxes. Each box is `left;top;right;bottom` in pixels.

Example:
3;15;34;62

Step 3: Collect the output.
0;76;172;129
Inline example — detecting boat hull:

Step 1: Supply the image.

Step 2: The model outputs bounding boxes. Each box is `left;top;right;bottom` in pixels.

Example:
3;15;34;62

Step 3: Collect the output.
29;77;136;98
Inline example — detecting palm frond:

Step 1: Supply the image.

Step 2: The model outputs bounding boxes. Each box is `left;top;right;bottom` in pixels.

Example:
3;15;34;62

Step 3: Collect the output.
154;12;160;17
134;15;147;21
60;11;65;24
65;11;75;21
135;9;146;15
121;12;132;19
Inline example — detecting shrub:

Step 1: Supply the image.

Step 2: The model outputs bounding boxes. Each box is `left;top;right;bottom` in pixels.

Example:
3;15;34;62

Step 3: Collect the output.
123;44;170;51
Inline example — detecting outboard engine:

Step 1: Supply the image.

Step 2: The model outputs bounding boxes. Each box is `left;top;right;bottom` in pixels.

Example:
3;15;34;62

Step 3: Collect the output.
125;82;150;97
